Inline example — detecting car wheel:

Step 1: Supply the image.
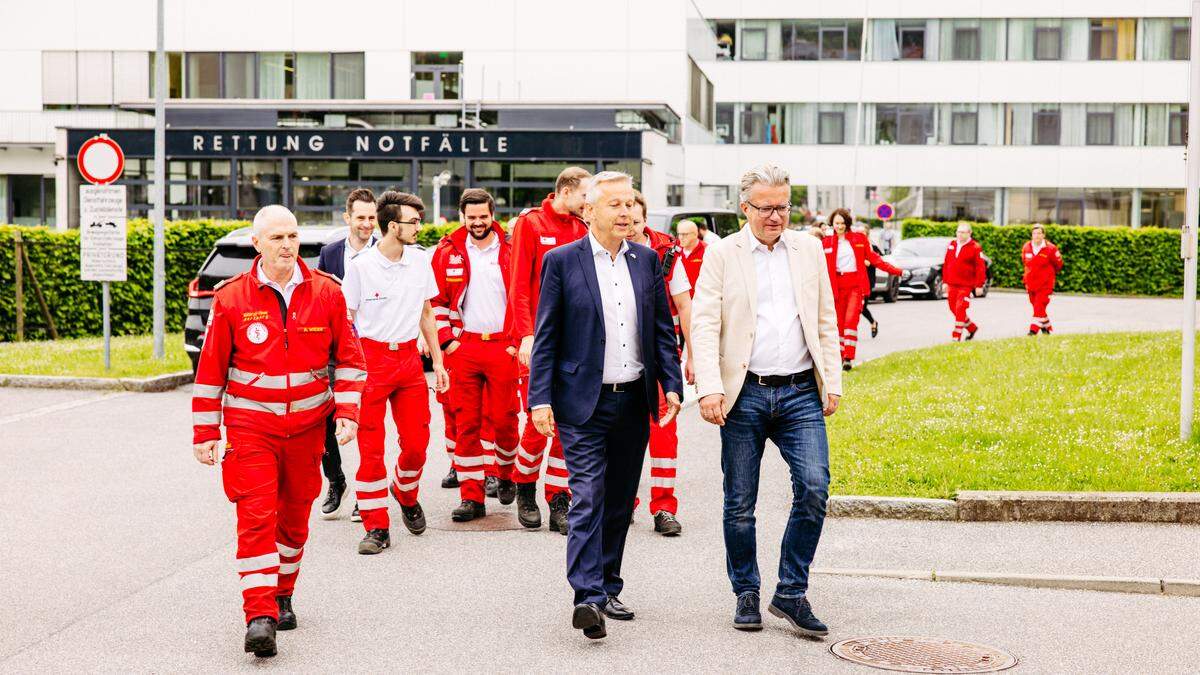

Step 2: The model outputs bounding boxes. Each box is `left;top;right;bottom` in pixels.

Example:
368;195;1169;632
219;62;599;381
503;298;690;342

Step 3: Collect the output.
927;273;944;300
976;278;991;298
188;352;200;377
884;277;899;303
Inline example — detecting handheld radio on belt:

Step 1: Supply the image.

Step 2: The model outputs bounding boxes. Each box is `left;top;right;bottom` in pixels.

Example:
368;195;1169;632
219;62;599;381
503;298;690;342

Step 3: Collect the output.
661;246;678;280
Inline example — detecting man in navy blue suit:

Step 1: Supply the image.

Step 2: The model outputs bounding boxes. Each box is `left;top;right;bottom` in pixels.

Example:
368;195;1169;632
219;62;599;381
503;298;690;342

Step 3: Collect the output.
528;171;683;640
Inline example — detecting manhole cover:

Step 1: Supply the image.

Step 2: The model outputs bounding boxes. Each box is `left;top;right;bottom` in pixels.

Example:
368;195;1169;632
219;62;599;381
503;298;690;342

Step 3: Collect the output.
426;508;526;532
830;636;1017;673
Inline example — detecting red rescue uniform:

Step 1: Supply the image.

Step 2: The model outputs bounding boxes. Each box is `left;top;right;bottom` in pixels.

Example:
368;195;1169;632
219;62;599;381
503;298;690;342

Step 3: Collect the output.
1022;240;1063;334
679;240;706;298
192;258;366;624
507;194;588;499
432;222;520;503
942;238;988;340
822;232;901;361
642;228;684;515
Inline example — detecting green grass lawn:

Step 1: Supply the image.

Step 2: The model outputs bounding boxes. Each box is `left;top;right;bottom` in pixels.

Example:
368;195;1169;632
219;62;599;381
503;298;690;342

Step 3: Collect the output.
828;331;1200;498
0;332;190;378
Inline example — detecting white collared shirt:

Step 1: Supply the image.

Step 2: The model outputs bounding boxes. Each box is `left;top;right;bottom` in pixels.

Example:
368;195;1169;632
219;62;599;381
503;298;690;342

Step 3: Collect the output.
256;260;303;307
835;236;857;273
748;236;812;376
341;235;376;280
667;256;690;296
342;245;438;342
591;232;643;384
461;234;506;333
1031;242;1045;255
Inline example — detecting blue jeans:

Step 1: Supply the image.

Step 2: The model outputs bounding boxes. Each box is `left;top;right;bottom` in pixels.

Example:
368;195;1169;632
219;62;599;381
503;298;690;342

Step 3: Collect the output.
720;371;830;600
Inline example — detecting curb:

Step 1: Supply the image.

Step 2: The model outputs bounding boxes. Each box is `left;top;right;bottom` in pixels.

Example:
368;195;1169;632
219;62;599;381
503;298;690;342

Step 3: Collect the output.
829;496;957;521
813;567;1200;597
956;490;1200;524
0;371;193;393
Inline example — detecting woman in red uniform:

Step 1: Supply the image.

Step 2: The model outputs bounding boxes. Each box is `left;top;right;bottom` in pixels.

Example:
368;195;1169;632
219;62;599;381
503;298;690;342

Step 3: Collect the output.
822;209;902;370
1022;225;1063;335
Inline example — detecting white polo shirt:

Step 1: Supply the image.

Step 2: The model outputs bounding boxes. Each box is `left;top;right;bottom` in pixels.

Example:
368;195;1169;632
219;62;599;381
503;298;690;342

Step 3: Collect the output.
667;256;690;297
342;245;438;343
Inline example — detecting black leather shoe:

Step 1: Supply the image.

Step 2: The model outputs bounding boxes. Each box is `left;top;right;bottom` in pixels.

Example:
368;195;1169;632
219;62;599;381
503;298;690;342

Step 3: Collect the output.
548;492;570;535
966;325;979;340
275;596;296;631
842;359;852;371
319;480;347;519
768;595;828;637
484;476;499;498
350;503;361;523
870;321;879;338
516;482;541;529
733;591;762;631
400;502;426;535
572;603;606;639
451;499;486;522
1027;329;1038;336
357;528;390;555
602;595;634;621
441;466;459;488
653;511;682;536
497;478;516;505
244;616;277;657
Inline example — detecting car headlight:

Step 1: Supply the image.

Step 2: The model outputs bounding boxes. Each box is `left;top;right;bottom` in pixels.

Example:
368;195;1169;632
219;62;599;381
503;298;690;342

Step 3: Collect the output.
908;268;928;281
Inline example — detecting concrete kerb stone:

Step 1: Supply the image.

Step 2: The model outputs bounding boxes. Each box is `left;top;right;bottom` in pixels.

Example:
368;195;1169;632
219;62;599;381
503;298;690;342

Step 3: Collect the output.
828;495;958;521
813;567;1200;597
0;371;193;393
957;490;1200;524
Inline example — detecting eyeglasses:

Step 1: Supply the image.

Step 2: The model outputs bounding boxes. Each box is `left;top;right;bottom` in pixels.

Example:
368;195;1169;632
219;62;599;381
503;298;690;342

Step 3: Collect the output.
396;218;422;226
744;202;792;217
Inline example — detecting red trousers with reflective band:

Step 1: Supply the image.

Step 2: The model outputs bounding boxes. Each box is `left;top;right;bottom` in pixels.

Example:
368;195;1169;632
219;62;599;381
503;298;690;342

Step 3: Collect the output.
1027;287;1053;333
448;333;520;502
833;272;865;360
440;392;498;474
646;383;679;514
515;376;570;499
947;285;977;340
222;423;325;624
356;338;430;531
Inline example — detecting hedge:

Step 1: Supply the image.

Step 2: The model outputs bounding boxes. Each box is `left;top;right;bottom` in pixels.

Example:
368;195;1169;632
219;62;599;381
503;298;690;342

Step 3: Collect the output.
899;219;1184;296
0;219;468;341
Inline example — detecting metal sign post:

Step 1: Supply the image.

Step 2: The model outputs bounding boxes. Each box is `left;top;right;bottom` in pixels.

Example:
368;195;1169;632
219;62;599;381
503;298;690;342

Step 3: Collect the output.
1182;0;1200;441
77;135;128;372
152;0;166;359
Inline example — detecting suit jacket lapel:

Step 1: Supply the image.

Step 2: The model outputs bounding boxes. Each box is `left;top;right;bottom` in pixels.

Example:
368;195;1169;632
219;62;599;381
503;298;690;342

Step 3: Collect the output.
625;247;645;330
574;238;604;323
735;226;758;314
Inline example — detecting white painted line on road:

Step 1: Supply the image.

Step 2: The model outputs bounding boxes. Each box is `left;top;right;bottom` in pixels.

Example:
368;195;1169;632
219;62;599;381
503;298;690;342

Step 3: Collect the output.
0;392;134;427
813;567;1200;597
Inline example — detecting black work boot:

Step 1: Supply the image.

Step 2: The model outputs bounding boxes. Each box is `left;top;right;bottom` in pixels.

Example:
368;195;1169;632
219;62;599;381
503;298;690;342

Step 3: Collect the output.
275;596;297;630
441;466;459;488
516;482;542;529
319;480;347;519
548;492;570;535
244;616;277;657
400;502;426;535
496;478;517;505
484;476;499;498
451;499;486;522
357;529;390;555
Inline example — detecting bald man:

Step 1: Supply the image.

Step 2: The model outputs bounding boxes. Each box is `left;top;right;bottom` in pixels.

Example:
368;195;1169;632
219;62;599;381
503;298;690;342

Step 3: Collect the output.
676;220;707;299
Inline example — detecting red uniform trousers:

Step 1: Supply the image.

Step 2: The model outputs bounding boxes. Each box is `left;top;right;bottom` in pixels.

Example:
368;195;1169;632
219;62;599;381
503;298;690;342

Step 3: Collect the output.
439;390;497;475
448;333;520;502
646;384;679;514
222;423;325;624
947;285;978;340
355;338;430;531
1027;287;1053;333
514;374;570;500
833;272;865;361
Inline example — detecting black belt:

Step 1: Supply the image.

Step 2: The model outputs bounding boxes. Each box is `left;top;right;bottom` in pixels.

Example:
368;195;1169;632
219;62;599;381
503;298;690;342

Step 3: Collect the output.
747;370;813;387
602;377;643;393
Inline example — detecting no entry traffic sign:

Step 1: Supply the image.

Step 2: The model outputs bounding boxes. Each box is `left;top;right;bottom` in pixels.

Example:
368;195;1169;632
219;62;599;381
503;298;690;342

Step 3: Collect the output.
875;202;895;221
77;134;125;185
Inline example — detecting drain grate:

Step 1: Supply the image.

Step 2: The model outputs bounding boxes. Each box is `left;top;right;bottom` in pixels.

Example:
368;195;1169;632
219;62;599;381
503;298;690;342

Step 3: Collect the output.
830;636;1017;673
425;509;526;532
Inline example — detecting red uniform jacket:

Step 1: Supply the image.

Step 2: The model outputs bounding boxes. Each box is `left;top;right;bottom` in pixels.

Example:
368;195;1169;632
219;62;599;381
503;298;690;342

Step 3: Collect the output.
1022;241;1063;291
506;195;588;340
644;228;683;332
821;232;902;294
191;258;366;444
943;238;987;288
679;240;706;298
431;222;514;347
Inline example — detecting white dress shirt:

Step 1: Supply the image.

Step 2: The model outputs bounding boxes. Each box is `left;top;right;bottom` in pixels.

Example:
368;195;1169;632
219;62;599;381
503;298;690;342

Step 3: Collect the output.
256;261;303;307
835;237;857;273
461;234;506;333
342;246;438;342
341;235;376;279
748;239;813;375
591;233;643;384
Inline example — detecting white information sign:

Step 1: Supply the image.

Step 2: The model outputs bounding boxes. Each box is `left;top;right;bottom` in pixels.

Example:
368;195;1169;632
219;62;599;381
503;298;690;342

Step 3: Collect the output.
80;184;128;282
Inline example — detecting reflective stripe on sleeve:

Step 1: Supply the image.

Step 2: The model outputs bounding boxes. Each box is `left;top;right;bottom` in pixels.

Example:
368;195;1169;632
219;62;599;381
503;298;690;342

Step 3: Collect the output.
192;411;222;426
192;384;225;399
334;367;368;382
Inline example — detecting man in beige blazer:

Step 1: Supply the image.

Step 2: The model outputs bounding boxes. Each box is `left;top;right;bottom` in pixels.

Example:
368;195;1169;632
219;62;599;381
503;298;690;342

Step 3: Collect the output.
690;164;842;638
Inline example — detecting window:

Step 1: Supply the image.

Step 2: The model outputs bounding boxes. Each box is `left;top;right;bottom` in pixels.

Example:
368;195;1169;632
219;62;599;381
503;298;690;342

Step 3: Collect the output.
223;53;255;98
951;112;978;144
1173;26;1191;60
236;160;283;219
1089;19;1135;60
259;52;293;98
1033;110;1061;145
782;21;819;60
688;58;714;129
1170;109;1188;146
820;24;847;59
1034;27;1062;60
899;25;926;59
716;103;734;143
741;28;767;60
1086;112;1114;145
295;53;331;99
184;53;220;98
412;52;462;100
876;105;933;145
713;20;736;60
953;28;980;60
818;112;845;144
333;53;365;99
739;103;783;144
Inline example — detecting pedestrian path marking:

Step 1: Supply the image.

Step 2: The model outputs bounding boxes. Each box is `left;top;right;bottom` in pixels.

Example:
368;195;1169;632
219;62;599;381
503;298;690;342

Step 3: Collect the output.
0;392;133;427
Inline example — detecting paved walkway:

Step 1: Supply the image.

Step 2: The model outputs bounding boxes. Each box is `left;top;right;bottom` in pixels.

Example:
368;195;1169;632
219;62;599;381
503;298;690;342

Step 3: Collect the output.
1;294;1197;672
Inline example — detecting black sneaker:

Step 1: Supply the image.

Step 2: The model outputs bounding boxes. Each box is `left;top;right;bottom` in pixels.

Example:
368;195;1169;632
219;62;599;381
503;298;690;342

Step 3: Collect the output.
244;616;277;657
484;476;499;498
275;596;296;631
548;492;570;535
653;511;682;536
451;499;486;522
400;502;426;535
870;321;879;338
350;503;361;523
516;482;542;529
441;467;459;488
357;529;390;555
496;478;516;505
768;595;828;637
319;480;347;520
733;591;762;631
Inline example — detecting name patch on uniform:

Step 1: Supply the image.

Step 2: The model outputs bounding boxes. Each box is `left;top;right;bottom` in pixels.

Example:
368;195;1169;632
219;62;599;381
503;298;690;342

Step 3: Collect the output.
299;326;326;333
446;267;464;277
246;322;269;344
540;236;556;245
242;310;269;322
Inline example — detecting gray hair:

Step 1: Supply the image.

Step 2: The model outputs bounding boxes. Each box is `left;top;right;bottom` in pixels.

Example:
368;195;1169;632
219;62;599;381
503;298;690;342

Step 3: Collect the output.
584;171;633;204
738;164;790;203
252;204;297;235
